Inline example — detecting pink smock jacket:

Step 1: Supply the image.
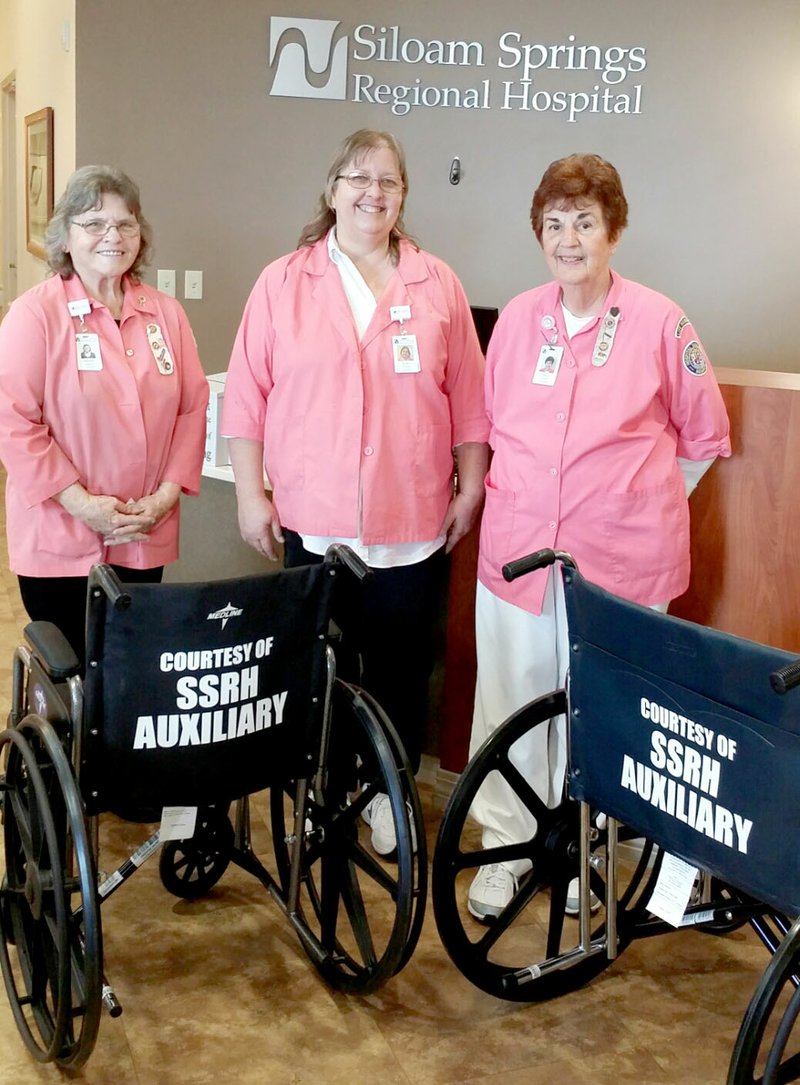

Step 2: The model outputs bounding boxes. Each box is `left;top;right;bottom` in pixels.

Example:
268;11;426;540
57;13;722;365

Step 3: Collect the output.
222;238;489;544
0;274;209;576
478;272;731;614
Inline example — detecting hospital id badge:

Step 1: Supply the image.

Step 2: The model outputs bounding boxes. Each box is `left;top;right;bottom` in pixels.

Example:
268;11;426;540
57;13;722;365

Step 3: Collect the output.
393;333;420;373
532;345;563;386
76;333;103;371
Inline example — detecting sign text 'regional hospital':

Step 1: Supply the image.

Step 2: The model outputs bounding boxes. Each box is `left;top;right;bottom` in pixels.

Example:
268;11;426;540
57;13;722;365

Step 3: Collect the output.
268;18;647;122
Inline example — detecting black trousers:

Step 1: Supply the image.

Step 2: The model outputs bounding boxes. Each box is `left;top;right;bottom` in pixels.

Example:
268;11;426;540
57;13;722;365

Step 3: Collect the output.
18;565;164;668
283;531;447;775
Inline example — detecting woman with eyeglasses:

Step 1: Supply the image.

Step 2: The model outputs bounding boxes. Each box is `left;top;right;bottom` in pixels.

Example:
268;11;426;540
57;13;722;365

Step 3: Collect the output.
0;165;208;664
223;129;488;854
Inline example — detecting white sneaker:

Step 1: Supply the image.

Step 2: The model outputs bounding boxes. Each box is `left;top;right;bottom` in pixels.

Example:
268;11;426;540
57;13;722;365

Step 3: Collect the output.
361;793;417;856
467;864;518;922
565;876;601;917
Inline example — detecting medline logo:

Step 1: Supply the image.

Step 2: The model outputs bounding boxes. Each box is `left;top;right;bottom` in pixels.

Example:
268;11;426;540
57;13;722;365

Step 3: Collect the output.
269;17;348;100
207;603;243;630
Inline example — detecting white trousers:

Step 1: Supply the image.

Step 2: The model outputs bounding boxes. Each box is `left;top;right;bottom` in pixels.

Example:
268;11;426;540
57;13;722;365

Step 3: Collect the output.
468;573;669;877
468;572;569;877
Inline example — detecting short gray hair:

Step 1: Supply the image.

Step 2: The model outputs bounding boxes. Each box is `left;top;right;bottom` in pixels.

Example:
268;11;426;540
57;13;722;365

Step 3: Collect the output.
46;165;153;279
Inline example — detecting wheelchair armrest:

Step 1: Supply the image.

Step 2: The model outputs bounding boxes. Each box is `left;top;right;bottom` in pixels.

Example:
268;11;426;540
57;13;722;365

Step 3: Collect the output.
24;621;81;680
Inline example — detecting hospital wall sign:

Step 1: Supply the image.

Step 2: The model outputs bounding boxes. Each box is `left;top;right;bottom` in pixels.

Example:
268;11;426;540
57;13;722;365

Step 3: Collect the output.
267;17;647;122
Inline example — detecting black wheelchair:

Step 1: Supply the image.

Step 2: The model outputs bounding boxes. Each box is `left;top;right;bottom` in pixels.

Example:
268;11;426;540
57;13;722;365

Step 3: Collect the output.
0;545;426;1069
432;549;800;1085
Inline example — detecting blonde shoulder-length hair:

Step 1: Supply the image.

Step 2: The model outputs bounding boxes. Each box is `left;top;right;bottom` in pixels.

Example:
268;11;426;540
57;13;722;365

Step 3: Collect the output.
297;128;417;259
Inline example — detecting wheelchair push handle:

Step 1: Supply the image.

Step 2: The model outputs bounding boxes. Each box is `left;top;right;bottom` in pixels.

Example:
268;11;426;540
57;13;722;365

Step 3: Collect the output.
502;548;577;583
324;543;373;583
87;564;132;610
769;659;800;694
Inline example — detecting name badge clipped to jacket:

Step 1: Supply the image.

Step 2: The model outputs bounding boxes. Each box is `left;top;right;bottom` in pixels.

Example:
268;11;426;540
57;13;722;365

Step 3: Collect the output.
76;333;103;371
532;345;563;386
393;333;421;373
146;322;175;375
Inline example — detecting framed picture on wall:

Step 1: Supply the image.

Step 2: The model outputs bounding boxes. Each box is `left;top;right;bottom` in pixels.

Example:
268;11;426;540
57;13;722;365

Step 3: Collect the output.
24;107;54;260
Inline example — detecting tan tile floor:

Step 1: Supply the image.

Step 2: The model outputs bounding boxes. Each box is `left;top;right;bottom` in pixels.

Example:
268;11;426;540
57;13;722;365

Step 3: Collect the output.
0;475;778;1085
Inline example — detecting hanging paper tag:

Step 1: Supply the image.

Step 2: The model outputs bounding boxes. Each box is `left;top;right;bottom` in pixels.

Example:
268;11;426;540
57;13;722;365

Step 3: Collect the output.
160;806;198;842
647;851;698;928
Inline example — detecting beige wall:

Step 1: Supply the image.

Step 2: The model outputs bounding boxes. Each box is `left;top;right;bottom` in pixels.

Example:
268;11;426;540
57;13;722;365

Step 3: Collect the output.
71;0;800;374
0;0;75;297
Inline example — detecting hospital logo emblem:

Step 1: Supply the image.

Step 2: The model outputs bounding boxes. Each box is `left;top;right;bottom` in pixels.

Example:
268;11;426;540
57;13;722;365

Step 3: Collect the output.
269;17;348;100
682;340;708;377
207;603;243;630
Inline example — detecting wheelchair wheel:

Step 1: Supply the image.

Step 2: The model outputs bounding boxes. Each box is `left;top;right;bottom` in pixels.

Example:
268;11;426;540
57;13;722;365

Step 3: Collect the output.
159;806;234;900
728;916;800;1085
350;685;428;975
269;679;424;994
0;715;102;1069
432;691;662;1002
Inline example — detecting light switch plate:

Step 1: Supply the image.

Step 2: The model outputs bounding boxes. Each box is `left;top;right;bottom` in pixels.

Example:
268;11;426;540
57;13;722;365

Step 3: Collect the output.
184;270;203;300
157;269;176;297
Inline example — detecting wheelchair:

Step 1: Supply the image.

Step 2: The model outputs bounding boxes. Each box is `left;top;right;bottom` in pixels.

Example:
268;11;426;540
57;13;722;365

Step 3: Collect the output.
432;548;800;1085
0;545;426;1069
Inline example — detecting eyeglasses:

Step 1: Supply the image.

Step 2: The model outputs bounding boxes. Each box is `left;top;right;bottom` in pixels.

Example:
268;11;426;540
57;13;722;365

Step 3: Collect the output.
336;171;404;194
71;218;141;237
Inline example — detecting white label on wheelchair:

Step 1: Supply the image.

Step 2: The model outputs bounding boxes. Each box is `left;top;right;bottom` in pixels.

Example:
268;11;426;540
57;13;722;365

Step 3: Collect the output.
130;833;162;866
98;871;123;898
679;908;715;927
647;851;698;927
160;806;198;841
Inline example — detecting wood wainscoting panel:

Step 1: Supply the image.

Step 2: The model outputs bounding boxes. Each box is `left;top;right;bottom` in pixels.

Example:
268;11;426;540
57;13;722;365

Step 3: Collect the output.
440;368;800;773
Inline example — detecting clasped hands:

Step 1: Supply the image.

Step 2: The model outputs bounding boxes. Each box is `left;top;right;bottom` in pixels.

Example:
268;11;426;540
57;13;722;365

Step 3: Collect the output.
97;494;165;546
56;482;180;546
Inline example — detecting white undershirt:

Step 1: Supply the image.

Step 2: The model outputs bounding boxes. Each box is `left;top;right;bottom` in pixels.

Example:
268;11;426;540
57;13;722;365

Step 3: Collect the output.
298;231;445;567
560;301;594;338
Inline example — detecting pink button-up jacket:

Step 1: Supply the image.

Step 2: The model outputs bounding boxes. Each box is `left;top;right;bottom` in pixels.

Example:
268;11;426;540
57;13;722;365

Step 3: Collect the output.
0;274;208;576
223;238;489;544
478;272;732;613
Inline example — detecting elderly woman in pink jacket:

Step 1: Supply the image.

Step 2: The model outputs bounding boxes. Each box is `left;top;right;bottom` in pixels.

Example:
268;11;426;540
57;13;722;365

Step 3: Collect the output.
0;165;208;664
466;153;731;922
223;129;489;856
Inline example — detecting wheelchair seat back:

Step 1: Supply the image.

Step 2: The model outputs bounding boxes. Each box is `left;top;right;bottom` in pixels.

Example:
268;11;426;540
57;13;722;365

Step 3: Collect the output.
80;563;335;818
563;567;800;915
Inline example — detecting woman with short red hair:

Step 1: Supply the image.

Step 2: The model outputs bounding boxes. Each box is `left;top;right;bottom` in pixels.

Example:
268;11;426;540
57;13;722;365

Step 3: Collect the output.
466;153;731;922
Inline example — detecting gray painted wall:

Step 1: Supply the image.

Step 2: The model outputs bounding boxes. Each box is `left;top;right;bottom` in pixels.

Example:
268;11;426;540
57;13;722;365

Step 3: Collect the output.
76;0;800;378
